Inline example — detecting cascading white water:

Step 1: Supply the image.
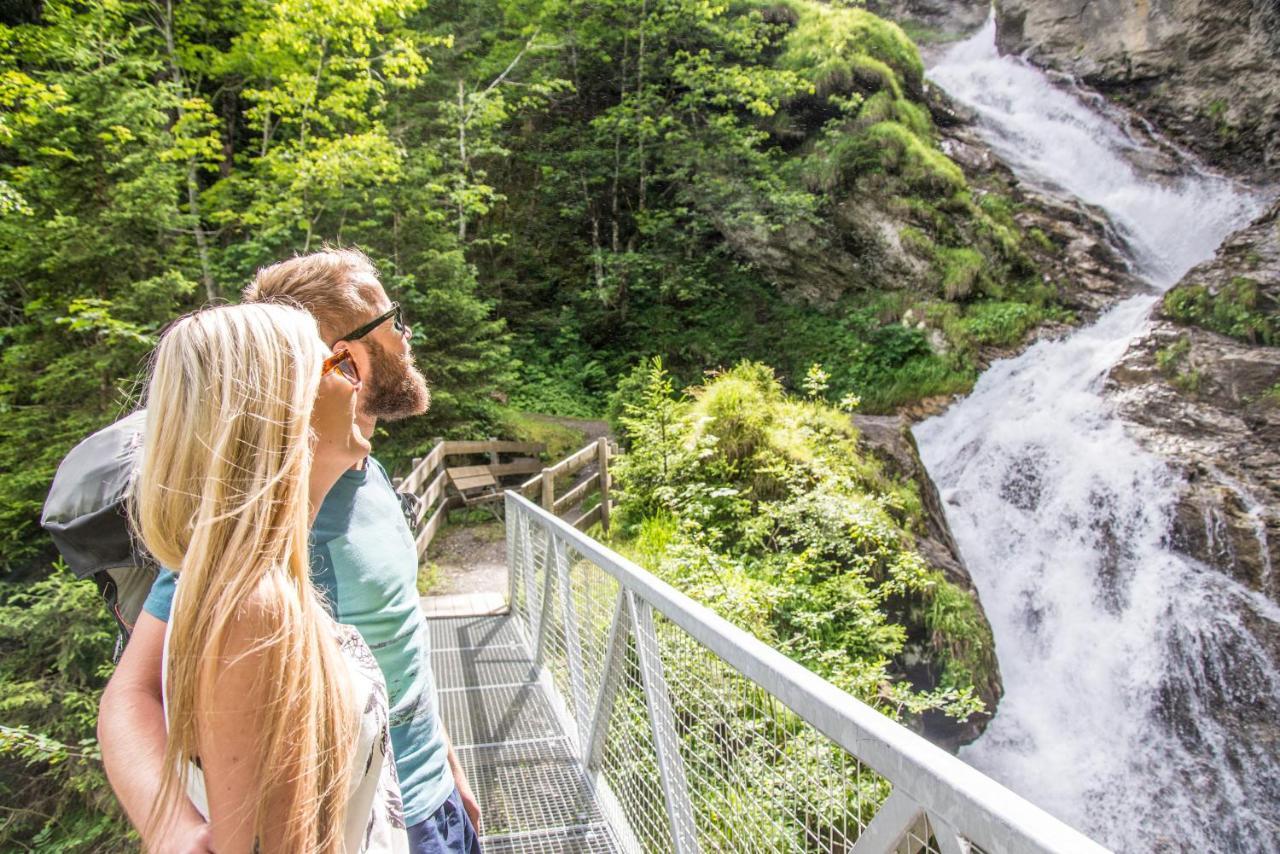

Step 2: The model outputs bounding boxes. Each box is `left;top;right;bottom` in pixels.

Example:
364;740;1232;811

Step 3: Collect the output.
915;16;1278;853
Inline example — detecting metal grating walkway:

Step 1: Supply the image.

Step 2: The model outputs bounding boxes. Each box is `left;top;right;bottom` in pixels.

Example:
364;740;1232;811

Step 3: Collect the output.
430;615;622;852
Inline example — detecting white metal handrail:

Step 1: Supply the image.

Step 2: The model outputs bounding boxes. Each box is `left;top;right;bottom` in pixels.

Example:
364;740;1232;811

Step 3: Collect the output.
504;491;1111;854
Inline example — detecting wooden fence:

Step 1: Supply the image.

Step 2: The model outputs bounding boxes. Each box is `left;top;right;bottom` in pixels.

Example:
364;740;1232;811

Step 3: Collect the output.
516;436;612;532
394;436;612;559
393;438;545;559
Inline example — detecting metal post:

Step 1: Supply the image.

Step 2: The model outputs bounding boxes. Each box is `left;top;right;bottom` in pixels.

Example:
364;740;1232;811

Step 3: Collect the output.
487;436;499;469
555;536;591;746
505;492;517;613
848;789;923;854
596;436;610;532
584;592;630;774
521;510;538;627
629;592;700;854
932;816;974;854
532;529;559;669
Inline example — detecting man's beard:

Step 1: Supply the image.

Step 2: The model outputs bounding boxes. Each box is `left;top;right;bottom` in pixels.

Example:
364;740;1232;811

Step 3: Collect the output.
361;336;431;421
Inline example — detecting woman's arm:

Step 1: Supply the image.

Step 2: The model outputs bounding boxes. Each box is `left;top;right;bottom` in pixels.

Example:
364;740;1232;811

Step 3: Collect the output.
194;598;291;853
98;612;212;852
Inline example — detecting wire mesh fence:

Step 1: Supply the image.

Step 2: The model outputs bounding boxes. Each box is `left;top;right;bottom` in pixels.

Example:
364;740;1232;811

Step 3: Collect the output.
504;491;1110;854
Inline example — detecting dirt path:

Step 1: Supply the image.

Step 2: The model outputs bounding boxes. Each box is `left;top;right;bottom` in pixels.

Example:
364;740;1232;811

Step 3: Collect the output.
536;414;611;444
425;520;507;596
422;416;614;598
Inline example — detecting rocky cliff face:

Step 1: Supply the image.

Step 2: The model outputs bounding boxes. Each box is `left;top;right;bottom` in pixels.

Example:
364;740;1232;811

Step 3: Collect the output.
853;413;1002;749
721;91;1141;324
932;96;1143;319
994;0;1280;180
865;0;990;39
1107;201;1280;602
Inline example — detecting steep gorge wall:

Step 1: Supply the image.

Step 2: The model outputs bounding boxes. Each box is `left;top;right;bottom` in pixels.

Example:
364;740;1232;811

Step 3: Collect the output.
1108;202;1280;603
994;0;1280;180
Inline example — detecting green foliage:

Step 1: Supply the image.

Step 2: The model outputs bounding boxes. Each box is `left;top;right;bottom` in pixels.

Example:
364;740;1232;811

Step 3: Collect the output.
801;362;830;399
417;561;443;595
959;300;1044;347
508;328;610;418
1162;278;1277;346
499;410;589;461
919;572;997;695
612;361;990;724
773;1;923;97
0;0;514;573
1155;336;1203;394
1155;336;1191;373
0;565;131;850
937;246;984;300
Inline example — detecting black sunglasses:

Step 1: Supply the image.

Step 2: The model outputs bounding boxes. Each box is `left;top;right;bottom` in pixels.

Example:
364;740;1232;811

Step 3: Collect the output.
339;301;406;343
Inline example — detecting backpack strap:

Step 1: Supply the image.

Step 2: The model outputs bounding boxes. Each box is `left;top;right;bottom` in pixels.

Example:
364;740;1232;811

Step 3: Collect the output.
91;569;131;659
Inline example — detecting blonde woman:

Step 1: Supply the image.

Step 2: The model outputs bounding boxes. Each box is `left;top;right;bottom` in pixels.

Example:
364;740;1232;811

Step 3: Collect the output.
133;303;408;852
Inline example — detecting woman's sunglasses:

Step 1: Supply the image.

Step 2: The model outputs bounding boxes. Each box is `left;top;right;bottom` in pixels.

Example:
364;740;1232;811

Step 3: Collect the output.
321;349;360;385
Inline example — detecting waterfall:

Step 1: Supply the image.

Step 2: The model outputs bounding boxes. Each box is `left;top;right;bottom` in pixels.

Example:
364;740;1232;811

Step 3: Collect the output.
915;16;1278;853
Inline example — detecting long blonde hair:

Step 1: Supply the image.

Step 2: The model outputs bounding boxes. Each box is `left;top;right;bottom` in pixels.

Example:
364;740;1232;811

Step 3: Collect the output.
134;303;356;852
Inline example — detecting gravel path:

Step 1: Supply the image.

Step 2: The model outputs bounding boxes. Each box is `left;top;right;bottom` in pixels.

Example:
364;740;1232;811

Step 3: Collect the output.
425;521;507;596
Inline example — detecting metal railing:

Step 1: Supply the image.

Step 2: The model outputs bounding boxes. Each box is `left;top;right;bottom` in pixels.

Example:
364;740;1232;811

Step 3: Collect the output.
504;491;1111;854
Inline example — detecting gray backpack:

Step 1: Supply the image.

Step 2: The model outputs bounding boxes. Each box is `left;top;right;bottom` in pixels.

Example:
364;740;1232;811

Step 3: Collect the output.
41;410;156;650
40;410;422;654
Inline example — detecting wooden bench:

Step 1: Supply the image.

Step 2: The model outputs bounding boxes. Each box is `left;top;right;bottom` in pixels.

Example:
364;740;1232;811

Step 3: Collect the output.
446;464;504;519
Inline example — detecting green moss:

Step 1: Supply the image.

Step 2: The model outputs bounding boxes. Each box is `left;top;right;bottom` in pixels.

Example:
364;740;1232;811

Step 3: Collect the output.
1027;226;1055;253
976;192;1016;227
1162;278;1278;346
922;573;998;695
1155;336;1202;394
860;121;966;196
776;1;924;97
937;246;984;300
1155;336;1191;373
856;88;931;136
1171;369;1203;394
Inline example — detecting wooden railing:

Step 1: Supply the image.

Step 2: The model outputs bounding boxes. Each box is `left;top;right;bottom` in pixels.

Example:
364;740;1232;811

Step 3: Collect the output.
516;436;612;533
394;438;545;558
397;435;614;560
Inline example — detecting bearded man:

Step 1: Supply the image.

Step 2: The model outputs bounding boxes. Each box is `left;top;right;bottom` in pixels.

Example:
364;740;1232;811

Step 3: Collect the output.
98;248;481;854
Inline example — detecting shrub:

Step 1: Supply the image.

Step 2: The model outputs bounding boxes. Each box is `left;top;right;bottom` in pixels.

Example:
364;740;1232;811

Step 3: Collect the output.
961;301;1043;347
1162;278;1278;346
0;566;132;851
611;361;988;723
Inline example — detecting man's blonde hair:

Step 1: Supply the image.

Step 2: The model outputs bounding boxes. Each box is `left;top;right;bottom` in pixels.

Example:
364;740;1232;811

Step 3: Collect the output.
243;247;382;343
135;303;357;852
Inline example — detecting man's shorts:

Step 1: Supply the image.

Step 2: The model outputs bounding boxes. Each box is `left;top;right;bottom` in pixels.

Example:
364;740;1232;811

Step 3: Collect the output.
406;787;481;854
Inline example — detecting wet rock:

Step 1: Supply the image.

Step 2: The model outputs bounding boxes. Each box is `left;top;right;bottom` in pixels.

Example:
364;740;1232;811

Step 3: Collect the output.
853;413;1003;749
937;115;1144;317
1107;202;1280;602
865;0;990;41
994;0;1280;180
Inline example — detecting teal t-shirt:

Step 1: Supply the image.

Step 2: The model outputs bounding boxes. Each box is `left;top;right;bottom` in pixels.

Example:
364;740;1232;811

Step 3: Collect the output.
143;457;453;826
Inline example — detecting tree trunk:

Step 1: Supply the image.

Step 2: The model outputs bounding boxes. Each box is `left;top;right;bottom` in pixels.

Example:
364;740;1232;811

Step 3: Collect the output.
159;0;216;300
458;79;468;243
